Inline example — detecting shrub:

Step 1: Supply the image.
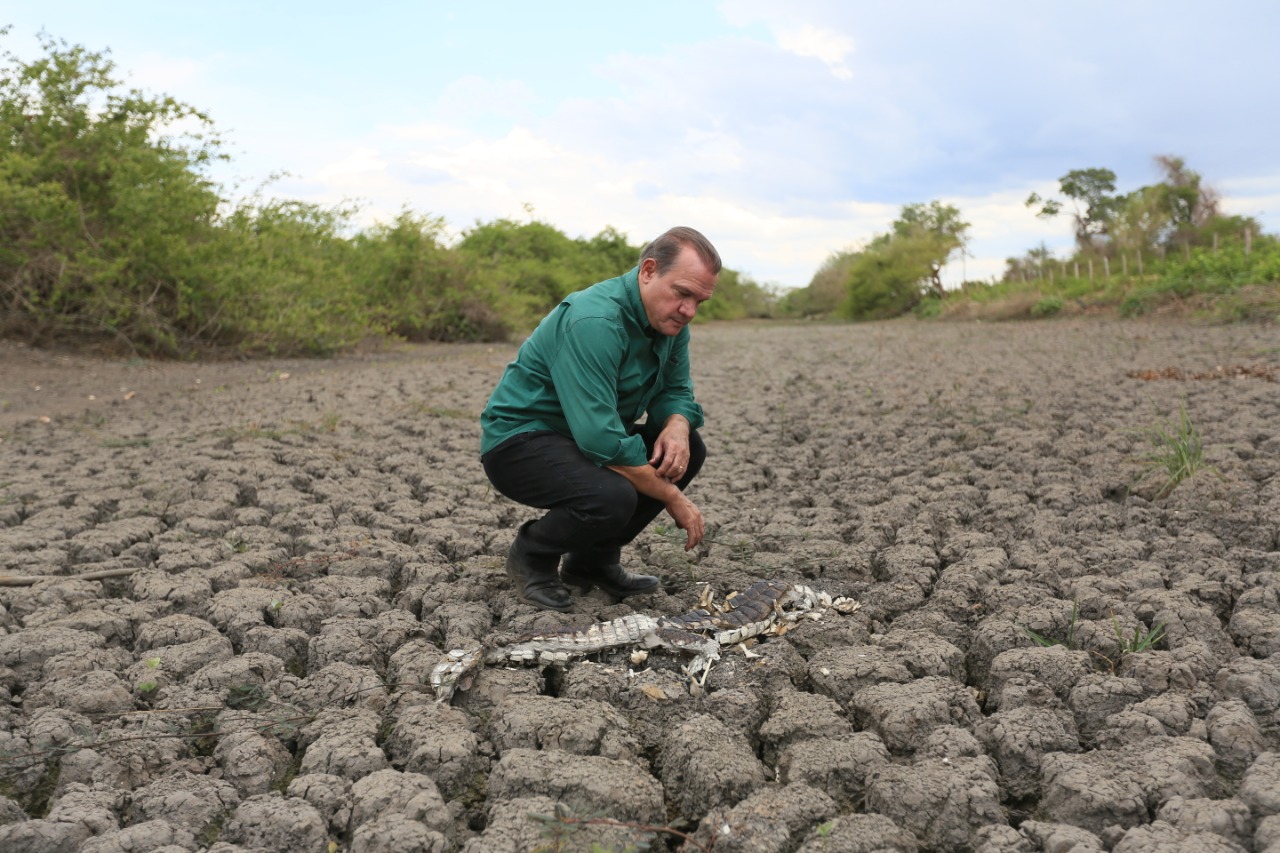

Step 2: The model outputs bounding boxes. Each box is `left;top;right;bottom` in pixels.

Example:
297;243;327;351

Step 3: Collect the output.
0;32;226;353
840;240;928;319
914;296;943;318
1031;296;1063;317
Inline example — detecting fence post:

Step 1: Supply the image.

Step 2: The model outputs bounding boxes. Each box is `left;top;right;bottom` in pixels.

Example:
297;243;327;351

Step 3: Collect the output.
1103;256;1110;277
1245;227;1253;256
1088;259;1094;280
1074;261;1080;279
1213;232;1219;252
1137;250;1144;276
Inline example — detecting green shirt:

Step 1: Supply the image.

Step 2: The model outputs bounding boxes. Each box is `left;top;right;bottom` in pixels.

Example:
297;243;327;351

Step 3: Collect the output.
480;267;705;467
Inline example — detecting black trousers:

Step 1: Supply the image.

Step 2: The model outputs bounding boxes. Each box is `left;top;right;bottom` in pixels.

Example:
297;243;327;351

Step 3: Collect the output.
482;424;706;563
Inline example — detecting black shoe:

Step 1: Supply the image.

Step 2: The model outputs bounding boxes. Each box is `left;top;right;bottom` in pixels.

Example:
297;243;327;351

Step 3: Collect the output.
506;524;572;612
562;552;659;599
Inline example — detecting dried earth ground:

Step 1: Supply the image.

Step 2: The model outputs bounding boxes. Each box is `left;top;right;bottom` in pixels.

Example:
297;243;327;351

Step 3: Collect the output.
1;319;1279;853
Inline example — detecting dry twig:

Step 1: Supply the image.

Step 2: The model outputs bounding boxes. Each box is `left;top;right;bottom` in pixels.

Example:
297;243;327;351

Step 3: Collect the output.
0;567;140;587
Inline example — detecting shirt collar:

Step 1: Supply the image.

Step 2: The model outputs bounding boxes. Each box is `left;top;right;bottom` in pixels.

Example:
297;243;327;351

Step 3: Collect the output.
621;266;658;337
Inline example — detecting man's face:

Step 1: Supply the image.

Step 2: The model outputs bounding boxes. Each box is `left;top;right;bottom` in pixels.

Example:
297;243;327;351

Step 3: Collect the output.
637;246;717;336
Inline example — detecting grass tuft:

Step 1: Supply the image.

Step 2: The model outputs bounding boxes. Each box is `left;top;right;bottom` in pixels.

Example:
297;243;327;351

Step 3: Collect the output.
1114;616;1166;655
1022;600;1079;650
1137;403;1211;498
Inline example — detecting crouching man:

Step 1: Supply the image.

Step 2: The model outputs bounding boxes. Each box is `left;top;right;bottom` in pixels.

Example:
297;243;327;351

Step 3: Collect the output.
479;226;719;610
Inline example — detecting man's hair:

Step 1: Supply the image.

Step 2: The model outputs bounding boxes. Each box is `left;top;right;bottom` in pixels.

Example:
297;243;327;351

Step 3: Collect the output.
639;226;722;275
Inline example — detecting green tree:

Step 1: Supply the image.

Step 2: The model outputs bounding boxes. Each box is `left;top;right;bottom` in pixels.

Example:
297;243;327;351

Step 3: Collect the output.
1154;155;1219;254
1027;168;1120;252
777;249;857;317
836;201;969;319
697;267;777;320
456;218;583;328
1104;156;1255;259
840;233;940;319
352;211;507;343
207;198;373;354
578;225;641;282
890;201;969;296
735;274;779;318
0;30;226;351
1110;184;1168;254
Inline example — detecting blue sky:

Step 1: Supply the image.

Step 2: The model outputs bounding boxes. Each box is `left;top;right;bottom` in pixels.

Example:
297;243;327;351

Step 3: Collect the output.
5;1;1279;290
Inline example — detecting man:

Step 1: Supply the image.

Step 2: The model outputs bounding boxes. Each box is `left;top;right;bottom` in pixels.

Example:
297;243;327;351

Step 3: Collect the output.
479;226;719;611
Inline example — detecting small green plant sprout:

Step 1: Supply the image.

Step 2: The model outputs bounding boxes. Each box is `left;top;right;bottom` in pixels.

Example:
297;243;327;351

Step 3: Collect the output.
815;820;836;837
1021;600;1080;649
1114;616;1166;656
136;657;163;695
1137;403;1211;498
1088;614;1167;673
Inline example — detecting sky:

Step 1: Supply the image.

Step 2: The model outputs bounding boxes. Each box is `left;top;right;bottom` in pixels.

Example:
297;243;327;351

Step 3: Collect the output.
5;1;1280;291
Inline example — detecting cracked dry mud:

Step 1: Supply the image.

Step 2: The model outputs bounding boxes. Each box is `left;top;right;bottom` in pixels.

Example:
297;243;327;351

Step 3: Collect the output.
1;318;1279;853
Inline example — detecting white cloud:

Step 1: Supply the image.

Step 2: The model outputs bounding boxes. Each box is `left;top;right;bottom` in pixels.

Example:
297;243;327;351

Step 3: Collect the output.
380;122;472;144
409;126;562;192
316;148;387;183
434;75;539;122
774;23;854;80
1217;176;1280;225
126;53;207;91
1220;197;1280;233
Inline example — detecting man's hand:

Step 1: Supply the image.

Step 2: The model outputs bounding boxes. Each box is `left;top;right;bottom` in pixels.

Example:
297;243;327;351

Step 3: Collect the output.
650;415;691;481
607;452;704;551
666;493;704;551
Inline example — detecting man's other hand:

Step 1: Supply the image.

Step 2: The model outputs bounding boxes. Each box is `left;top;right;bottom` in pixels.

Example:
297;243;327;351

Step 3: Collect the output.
650;415;691;481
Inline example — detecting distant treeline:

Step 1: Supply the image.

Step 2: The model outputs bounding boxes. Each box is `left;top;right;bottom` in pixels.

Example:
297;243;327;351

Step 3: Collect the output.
789;159;1279;322
0;33;775;357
